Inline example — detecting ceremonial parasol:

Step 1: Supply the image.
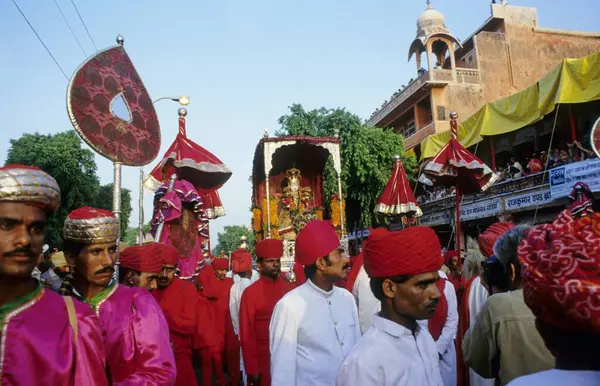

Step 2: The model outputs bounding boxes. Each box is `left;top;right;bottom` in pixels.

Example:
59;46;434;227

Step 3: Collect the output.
374;155;422;218
423;112;497;254
143;108;232;192
591;117;600;158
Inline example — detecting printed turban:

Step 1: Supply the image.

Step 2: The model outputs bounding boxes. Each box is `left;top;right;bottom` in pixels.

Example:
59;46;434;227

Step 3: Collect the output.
255;239;284;260
0;164;61;213
231;249;252;273
212;257;229;271
119;244;162;274
364;226;443;278
295;220;341;266
518;210;600;333
63;206;120;244
156;243;179;266
479;222;515;258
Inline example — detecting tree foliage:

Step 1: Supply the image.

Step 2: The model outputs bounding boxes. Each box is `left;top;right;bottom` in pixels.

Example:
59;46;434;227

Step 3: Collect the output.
5;131;132;246
212;225;255;256
276;104;417;230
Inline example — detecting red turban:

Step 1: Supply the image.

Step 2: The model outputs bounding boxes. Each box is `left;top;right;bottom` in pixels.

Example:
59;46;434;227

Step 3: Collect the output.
364;226;443;278
443;250;459;267
518;210;600;333
119;245;162;274
156;243;179;266
478;222;515;258
255;239;284;259
212;258;229;271
231;249;253;273
295;220;341;266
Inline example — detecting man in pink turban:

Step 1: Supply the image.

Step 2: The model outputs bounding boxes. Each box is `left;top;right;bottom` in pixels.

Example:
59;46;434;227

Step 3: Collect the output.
510;210;600;385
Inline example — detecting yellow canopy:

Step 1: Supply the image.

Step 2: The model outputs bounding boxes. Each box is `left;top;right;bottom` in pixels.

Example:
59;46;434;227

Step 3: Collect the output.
421;51;600;160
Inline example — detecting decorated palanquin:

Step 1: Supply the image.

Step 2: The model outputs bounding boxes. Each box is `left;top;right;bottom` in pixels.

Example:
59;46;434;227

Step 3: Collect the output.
251;134;347;271
144;109;232;280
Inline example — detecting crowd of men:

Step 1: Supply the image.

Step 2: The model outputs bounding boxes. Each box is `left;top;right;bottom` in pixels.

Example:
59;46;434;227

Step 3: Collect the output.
1;163;599;386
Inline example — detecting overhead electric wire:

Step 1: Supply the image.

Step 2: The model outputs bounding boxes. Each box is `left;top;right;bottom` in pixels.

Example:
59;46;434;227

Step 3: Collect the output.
69;0;98;51
10;0;69;80
53;0;87;57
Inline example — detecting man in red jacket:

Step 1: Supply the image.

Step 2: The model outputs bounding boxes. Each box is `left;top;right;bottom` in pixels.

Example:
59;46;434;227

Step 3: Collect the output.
153;243;202;386
239;239;296;386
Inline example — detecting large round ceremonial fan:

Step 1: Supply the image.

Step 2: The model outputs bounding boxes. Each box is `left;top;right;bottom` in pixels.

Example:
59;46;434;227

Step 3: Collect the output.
67;37;161;166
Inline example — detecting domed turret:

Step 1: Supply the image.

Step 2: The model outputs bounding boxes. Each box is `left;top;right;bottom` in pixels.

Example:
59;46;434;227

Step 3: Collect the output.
408;1;461;73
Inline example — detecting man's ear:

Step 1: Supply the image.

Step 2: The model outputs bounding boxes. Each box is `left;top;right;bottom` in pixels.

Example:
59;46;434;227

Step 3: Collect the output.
64;251;76;268
382;279;397;299
509;263;516;283
124;270;137;284
315;257;327;272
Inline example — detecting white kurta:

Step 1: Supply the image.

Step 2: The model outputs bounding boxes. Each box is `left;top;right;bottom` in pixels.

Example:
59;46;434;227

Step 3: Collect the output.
467;276;494;386
227;269;260;284
270;279;361;386
336;315;443;386
420;272;458;386
352;266;381;334
507;369;600;386
229;277;253;336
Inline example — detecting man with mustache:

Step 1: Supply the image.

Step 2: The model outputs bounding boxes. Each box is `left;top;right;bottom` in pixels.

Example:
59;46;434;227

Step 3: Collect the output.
239;239;295;386
270;220;360;386
0;165;107;384
62;206;176;384
336;226;444;386
119;244;163;291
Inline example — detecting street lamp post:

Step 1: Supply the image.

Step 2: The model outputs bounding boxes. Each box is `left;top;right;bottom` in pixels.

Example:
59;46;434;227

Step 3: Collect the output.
137;96;191;245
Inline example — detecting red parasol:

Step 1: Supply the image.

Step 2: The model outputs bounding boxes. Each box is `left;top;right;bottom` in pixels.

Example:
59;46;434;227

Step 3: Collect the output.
423;112;497;254
374;155;422;217
144;109;232;193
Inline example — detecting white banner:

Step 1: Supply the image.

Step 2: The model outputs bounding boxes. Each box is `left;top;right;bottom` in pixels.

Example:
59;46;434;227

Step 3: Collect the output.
504;188;552;211
420;210;451;226
460;198;502;221
550;159;600;199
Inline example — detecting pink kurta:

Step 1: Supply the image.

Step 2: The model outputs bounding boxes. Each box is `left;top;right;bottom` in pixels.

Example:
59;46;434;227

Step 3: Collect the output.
94;284;176;385
0;288;107;385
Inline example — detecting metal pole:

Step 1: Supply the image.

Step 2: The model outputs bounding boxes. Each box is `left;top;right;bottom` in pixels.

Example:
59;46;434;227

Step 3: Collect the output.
266;175;272;238
337;175;345;238
154;174;177;243
112;161;122;281
138;167;144;245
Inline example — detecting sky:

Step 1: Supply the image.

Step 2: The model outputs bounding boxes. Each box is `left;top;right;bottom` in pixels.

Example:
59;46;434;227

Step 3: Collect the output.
1;0;598;241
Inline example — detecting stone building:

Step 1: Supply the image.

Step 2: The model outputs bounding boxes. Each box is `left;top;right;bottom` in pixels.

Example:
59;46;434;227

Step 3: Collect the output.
367;2;600;153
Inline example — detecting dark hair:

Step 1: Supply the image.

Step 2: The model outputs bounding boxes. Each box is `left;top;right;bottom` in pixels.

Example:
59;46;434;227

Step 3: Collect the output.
256;257;263;264
303;256;331;280
118;266;139;284
481;256;509;294
369;275;410;301
62;239;86;258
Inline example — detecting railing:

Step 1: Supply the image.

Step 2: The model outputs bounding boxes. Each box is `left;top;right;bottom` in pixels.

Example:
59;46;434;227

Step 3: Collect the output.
429;69;453;83
456;68;480;84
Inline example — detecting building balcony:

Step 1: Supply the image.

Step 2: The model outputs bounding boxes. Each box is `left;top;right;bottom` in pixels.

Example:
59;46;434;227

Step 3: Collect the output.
368;72;429;126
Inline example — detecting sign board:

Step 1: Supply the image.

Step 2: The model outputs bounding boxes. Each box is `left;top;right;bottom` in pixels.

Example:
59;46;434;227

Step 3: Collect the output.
549;159;600;199
504;188;552;211
460;198;502;221
420;210;451;226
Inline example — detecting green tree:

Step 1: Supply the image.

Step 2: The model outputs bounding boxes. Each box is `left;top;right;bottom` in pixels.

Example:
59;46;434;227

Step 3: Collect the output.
212;225;255;256
123;224;151;246
5;131;132;246
276;104;417;230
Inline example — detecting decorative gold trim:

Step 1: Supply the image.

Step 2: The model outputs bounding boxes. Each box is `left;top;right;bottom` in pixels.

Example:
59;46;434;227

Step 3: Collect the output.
93;284;118;316
0;289;44;380
63;216;120;244
374;202;423;217
0;168;61;212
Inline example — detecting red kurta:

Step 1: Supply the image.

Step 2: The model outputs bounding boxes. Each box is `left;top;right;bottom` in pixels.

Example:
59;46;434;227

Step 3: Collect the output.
152;277;199;386
239;275;296;386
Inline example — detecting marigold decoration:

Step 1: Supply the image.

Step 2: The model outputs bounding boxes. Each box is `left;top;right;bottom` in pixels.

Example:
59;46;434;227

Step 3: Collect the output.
252;207;262;232
330;198;345;229
260;197;279;239
316;209;324;221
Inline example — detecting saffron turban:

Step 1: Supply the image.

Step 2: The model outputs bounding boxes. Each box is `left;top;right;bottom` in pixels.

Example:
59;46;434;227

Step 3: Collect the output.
478;222;515;258
518;210;600;333
156;243;179;266
255;239;284;259
443;250;459;266
231;250;252;273
295;220;341;266
364;226;443;278
0;164;61;213
63;206;120;244
119;244;162;274
212;257;229;271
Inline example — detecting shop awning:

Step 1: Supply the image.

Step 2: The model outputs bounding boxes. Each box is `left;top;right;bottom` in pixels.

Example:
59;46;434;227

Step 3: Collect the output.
421;51;600;160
